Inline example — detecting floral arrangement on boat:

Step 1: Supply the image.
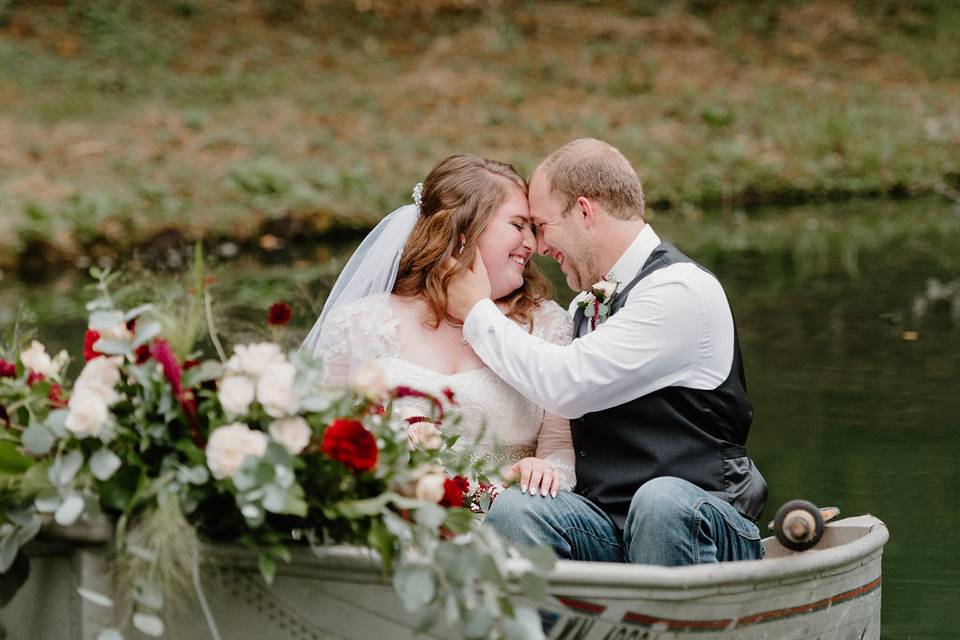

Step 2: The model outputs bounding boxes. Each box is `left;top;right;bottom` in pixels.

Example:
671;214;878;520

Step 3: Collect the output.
0;256;553;640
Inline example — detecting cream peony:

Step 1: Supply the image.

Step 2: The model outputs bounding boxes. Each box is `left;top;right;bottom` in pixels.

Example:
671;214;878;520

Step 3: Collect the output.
226;343;286;378
415;470;447;504
205;423;268;480
256;362;299;418
268;416;312;455
19;341;67;380
408;421;442;451
75;356;123;406
219;376;255;417
592;278;618;300
65;389;110;437
350;360;389;400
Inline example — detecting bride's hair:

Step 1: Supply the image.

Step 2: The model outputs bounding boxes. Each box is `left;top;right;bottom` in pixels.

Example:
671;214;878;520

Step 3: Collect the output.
393;154;551;329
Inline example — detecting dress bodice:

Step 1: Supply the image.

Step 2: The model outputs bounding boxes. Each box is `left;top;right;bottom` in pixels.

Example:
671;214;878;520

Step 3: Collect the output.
311;293;575;481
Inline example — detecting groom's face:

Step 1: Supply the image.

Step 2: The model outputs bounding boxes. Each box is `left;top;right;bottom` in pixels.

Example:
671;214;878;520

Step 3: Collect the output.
529;173;596;292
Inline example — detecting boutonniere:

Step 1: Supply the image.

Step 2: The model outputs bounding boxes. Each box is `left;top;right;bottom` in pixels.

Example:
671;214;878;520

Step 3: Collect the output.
574;276;620;331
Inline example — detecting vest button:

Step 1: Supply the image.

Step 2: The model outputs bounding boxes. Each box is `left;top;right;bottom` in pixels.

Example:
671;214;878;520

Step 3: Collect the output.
578;449;588;458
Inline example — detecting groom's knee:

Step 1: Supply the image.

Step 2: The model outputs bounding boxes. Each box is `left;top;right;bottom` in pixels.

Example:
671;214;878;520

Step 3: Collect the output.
485;486;555;540
625;476;698;536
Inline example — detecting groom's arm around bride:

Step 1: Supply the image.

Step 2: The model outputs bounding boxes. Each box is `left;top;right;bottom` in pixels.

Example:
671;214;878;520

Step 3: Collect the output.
448;138;767;566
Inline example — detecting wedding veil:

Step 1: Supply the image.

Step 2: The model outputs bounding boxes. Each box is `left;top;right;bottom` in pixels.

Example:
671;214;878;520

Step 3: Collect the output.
301;202;420;355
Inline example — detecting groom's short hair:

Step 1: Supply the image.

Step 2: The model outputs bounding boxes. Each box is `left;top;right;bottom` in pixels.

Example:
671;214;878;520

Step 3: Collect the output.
535;138;645;220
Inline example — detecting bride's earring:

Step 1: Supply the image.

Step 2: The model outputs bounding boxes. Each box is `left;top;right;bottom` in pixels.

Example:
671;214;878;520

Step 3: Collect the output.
459;239;466;255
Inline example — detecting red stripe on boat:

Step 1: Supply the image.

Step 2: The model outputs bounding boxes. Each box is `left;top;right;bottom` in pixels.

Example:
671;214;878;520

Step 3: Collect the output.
621;612;731;630
620;576;882;631
555;597;606;614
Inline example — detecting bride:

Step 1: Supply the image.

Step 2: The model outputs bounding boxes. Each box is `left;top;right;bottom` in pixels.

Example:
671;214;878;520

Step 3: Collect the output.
303;155;575;498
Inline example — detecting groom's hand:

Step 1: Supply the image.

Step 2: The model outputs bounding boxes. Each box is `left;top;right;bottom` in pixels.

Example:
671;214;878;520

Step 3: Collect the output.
445;250;492;321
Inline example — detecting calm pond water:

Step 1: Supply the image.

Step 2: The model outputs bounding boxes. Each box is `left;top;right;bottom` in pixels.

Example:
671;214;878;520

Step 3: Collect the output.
2;197;958;639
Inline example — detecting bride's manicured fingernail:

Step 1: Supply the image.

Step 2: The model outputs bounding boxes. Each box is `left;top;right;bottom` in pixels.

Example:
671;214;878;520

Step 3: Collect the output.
520;484;527;494
551;490;557;498
540;487;548;497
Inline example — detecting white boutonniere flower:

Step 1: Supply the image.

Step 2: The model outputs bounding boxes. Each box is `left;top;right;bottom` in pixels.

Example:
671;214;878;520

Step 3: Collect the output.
575;276;621;331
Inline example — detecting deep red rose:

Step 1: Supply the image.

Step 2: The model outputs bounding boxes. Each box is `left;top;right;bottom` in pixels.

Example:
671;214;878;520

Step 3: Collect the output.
83;329;103;361
26;371;45;386
0;359;15;378
267;301;292;327
320;419;378;472
440;475;470;508
134;344;152;364
48;384;68;408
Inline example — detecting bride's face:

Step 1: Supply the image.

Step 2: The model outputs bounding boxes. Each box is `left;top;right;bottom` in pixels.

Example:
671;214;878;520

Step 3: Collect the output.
477;189;535;300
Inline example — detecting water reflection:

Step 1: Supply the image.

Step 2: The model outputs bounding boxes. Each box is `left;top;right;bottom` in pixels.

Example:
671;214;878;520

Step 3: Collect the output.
1;197;958;638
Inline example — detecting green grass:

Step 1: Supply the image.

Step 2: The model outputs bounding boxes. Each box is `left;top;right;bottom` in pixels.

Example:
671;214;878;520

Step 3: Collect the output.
0;0;958;270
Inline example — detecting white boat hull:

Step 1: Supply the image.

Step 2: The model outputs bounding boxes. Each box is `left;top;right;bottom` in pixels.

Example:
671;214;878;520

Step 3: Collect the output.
1;515;888;640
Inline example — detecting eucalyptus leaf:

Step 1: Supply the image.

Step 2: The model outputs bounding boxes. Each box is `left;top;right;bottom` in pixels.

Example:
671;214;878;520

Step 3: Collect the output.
181;361;223;387
96;629;125;640
45;409;69;438
89;449;122;481
13;517;41;547
132;322;162;349
54;494;85;526
415;503;446;529
523;544;556;575
94;338;132;356
124;304;155;322
262;485;287;514
89;311;125;331
77;587;114;608
132;612;165;637
0;534;19;573
258;553;276;585
393;564;436;612
34;492;61;513
57;450;84;486
21;423;54;456
413;604;439;634
463;607;494;639
335;492;393;518
132;579;164;610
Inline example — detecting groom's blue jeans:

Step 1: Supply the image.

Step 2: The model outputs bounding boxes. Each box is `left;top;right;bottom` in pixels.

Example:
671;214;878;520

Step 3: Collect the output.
485;476;764;565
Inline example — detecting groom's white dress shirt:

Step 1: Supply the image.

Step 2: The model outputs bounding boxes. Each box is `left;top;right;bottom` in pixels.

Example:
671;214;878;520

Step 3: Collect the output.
462;225;738;420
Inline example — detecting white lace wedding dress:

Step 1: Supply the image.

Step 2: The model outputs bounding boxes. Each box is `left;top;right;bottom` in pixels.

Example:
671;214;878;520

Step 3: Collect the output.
311;293;576;489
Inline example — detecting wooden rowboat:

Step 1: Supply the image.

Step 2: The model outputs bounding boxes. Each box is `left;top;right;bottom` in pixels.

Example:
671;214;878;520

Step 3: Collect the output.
1;514;888;639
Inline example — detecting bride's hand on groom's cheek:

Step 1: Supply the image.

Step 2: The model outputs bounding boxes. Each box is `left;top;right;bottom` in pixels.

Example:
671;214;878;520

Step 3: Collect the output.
445;251;492;321
503;457;560;499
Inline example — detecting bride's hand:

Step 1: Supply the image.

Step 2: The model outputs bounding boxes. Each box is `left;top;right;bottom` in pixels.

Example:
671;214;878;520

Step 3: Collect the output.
503;457;560;498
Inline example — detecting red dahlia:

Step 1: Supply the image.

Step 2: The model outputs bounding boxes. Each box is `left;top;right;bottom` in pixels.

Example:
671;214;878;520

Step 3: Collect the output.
0;359;15;378
320;419;378;472
267;302;292;327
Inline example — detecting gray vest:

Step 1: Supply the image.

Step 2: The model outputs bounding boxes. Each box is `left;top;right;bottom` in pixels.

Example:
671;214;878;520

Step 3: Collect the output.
570;242;767;528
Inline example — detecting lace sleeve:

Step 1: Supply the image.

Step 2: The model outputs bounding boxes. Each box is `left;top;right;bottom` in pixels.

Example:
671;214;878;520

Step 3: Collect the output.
309;294;398;387
531;301;576;491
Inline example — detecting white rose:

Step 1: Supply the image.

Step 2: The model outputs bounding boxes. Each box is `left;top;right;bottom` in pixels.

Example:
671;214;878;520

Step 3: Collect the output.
219;376;255;417
256;362;299;418
205;423;268;480
75;356;123;406
592;279;618;300
65;389;109;437
350;360;388;399
408;421;442;451
415;470;447;504
268;416;312;455
226;343;285;378
19;341;64;379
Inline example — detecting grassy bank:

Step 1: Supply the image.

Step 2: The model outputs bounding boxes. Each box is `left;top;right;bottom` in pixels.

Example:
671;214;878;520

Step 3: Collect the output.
1;0;958;271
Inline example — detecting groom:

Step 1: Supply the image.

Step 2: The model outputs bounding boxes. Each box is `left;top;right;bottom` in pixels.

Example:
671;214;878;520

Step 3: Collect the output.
447;138;767;565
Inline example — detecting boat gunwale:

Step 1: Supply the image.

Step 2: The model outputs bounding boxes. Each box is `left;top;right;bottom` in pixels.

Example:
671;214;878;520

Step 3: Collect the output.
201;515;889;590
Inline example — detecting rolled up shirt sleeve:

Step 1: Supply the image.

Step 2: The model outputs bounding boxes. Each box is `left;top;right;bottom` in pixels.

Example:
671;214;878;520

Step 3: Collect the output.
463;276;716;419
